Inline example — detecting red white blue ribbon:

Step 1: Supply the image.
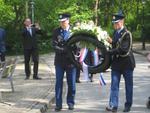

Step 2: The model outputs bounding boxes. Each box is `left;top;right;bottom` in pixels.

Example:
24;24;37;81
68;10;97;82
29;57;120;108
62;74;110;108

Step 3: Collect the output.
79;47;88;63
82;62;89;81
79;47;89;81
93;48;99;66
99;73;106;86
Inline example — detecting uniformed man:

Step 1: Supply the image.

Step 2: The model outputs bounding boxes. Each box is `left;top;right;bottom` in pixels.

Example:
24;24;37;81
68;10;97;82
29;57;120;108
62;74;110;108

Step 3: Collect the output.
106;11;135;112
52;13;76;112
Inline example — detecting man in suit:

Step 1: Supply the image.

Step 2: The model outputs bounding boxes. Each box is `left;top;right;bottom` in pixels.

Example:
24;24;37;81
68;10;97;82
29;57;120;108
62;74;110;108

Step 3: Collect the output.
106;11;135;112
52;13;76;112
22;18;42;80
0;27;6;62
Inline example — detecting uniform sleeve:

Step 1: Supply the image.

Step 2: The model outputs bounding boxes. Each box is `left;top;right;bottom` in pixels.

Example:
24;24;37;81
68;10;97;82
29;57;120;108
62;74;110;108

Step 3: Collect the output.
51;29;57;47
119;32;131;55
51;29;66;53
108;31;132;56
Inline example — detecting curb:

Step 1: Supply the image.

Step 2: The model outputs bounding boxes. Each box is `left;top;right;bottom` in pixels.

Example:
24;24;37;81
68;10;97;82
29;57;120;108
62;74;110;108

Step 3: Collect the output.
28;83;55;113
40;96;55;113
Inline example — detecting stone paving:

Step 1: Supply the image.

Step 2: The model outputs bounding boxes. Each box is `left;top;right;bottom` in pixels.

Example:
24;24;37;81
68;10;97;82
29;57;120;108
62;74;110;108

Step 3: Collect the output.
0;54;56;113
0;42;149;113
46;45;150;113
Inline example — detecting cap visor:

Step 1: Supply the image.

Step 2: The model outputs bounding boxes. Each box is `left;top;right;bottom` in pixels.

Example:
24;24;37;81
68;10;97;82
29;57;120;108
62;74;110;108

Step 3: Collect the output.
59;18;68;22
112;19;121;23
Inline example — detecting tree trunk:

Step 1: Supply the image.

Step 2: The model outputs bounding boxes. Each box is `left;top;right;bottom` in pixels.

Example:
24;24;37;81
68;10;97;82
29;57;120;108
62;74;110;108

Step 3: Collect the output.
94;0;99;26
25;0;29;18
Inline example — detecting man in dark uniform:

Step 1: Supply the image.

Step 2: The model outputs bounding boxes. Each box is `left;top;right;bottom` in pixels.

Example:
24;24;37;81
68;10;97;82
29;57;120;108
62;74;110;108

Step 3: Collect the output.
0;27;6;62
106;11;135;112
52;13;76;112
22;18;42;80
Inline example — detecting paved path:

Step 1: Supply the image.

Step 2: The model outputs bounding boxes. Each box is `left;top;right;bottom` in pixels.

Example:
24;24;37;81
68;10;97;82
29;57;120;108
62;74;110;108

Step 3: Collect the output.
0;42;149;113
46;53;150;113
0;54;56;113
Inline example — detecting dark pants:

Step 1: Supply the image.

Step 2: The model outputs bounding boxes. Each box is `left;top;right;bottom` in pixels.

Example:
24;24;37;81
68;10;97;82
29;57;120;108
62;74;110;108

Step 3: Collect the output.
89;73;93;81
109;69;133;108
55;64;76;108
76;67;80;81
24;48;39;77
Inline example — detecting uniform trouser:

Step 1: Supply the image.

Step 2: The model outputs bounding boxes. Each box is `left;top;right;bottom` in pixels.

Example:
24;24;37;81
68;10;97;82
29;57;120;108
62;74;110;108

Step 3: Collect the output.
76;67;80;81
24;48;39;77
55;65;76;108
109;69;133;108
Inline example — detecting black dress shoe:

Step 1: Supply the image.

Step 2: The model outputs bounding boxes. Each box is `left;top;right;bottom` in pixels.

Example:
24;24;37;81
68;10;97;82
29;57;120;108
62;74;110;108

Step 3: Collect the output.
25;77;29;80
76;79;81;83
90;79;93;82
123;107;130;112
106;106;117;112
68;104;74;110
33;76;42;80
55;106;62;112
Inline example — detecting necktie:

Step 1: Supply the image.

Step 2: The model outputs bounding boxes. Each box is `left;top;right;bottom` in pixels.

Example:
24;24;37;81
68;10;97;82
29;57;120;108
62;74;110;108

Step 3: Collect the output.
63;30;69;41
114;31;119;42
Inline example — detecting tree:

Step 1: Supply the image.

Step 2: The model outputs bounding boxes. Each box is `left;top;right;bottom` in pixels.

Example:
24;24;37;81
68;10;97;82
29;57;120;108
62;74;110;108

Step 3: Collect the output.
0;0;149;54
0;0;15;26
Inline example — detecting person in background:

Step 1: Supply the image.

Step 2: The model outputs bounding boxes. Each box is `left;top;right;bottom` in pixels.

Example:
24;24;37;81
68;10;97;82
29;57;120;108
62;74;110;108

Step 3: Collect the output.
85;50;94;82
0;27;6;62
76;68;81;83
22;18;42;80
106;11;135;112
52;13;76;112
73;21;81;83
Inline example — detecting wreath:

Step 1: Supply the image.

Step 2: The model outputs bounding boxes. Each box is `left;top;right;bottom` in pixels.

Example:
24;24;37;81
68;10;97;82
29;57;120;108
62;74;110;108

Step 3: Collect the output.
67;32;111;73
66;22;111;73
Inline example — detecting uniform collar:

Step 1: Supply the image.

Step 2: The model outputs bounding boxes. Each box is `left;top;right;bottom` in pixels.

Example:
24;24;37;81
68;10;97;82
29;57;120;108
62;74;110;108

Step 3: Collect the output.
61;25;70;31
117;26;124;34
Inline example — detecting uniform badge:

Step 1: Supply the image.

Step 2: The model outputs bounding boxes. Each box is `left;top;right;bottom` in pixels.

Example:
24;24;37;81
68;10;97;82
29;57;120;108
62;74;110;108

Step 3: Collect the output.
113;16;116;20
59;15;62;19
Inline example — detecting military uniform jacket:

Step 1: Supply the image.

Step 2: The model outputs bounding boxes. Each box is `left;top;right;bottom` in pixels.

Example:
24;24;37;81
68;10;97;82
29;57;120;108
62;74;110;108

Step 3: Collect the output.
109;27;135;71
52;27;74;67
22;27;42;49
